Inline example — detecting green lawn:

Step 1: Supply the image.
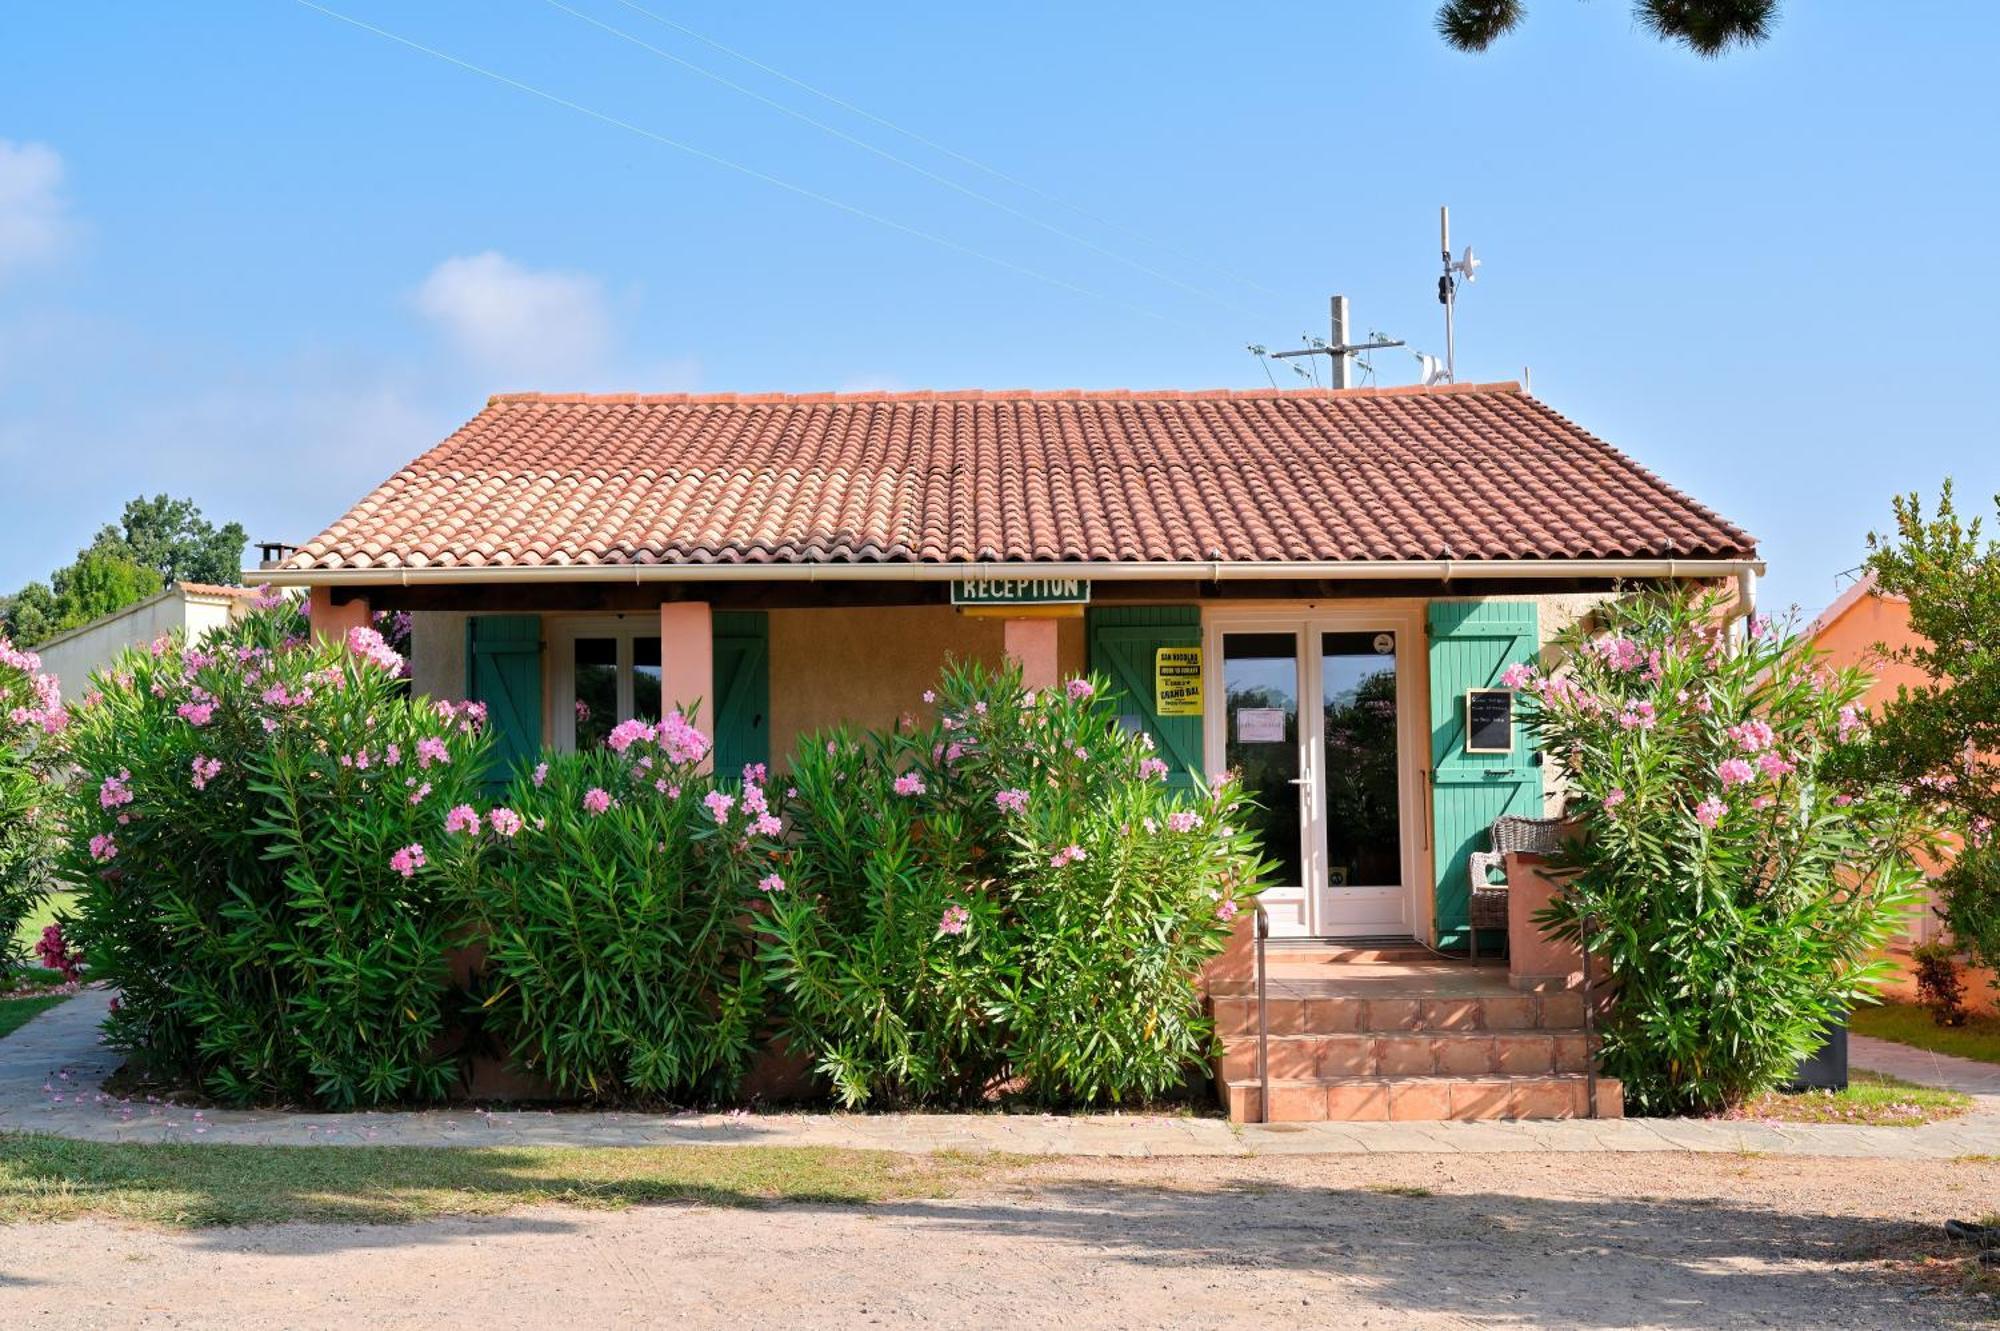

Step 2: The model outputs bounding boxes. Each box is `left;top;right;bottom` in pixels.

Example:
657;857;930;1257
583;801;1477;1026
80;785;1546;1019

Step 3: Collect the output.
0;1135;1014;1227
0;993;69;1040
10;889;72;954
1852;1000;2000;1066
1733;1069;1974;1127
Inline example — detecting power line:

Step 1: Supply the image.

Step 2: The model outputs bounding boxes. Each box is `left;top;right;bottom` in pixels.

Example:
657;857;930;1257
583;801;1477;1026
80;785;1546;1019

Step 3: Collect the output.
291;0;1196;329
605;0;1291;306
543;0;1256;317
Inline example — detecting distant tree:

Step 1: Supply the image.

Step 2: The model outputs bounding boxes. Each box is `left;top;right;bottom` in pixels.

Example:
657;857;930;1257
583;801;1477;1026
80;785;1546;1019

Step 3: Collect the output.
1;582;61;647
1437;0;1778;57
50;551;162;632
1857;481;2000;994
90;494;248;588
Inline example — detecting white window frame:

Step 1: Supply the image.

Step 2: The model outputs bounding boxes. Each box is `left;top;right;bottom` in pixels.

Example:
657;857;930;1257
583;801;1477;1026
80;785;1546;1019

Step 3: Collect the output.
546;614;664;752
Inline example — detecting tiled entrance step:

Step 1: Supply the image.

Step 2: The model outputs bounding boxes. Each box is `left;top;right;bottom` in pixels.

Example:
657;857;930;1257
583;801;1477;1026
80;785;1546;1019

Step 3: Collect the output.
1225;1073;1621;1123
1212;970;1622;1123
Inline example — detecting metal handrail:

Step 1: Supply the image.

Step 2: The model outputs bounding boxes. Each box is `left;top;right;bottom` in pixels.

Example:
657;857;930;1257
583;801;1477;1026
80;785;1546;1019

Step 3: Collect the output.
1579;910;1599;1120
1254;901;1271;1125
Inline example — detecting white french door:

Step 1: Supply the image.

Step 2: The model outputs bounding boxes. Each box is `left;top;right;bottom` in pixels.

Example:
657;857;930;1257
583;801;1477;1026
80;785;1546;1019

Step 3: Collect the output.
1205;607;1426;939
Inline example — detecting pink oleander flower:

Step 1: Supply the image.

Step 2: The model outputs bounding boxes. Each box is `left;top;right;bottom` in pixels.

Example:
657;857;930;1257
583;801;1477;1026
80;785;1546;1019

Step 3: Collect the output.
1602;787;1627;811
1049;844;1087;868
1618;701;1657;731
190;755;222;790
344;625;405;674
704;789;736;822
532;761;548;787
88;832;118;863
743;762;768;784
1065;678;1095;701
1837;704;1866;742
388;842;426;877
416;737;451;769
251;582;284;610
938;904;970;936
1756;752;1796;779
488;807;523;837
582;787;612;816
921;690;936;704
1833;793;1854;807
1591;636;1645;672
757;872;786;894
893;772;926;797
742;783;768;814
385;743;402;765
1717;757;1756;786
98;770;134;810
177;700;215;727
1752;795;1775;810
444;804;481;835
973;701;987;716
1165;810;1202;833
1138;756;1170;781
1215;899;1240;923
656;710;711;765
606;718;653;754
1694;796;1727;829
995;788;1030;814
1726;719;1776;752
754;811;783;837
1499;662;1536;689
944;741;966;765
407;781;432;805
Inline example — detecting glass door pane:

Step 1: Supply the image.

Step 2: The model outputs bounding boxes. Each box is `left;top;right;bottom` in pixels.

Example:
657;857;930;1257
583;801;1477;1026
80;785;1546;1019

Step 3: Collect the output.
1321;631;1402;888
573;637;617;751
1223;632;1303;888
633;636;663;722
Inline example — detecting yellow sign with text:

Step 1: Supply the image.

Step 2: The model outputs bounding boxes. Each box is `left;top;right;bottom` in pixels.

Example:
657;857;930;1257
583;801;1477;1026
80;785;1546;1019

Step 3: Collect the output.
1154;646;1204;716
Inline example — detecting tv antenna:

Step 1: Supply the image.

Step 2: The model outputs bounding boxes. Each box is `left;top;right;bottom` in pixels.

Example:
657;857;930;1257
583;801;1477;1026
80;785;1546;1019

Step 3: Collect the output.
1254;296;1404;390
1438;206;1480;383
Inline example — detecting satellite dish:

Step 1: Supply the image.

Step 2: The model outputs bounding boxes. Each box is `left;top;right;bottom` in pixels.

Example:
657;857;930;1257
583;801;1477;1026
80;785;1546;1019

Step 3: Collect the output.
1452;246;1481;282
1412;350;1449;387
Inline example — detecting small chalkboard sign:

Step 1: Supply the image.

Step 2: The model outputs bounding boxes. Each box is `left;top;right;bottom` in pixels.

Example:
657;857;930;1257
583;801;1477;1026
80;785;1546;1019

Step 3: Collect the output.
1464;688;1515;754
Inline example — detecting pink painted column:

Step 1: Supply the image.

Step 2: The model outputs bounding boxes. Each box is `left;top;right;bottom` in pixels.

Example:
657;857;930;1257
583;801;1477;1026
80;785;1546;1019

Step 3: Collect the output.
659;601;714;769
1003;617;1060;691
307;586;370;644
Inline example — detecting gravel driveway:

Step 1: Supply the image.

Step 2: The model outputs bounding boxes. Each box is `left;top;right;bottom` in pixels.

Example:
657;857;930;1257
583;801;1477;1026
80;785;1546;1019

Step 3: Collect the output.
3;1152;1992;1328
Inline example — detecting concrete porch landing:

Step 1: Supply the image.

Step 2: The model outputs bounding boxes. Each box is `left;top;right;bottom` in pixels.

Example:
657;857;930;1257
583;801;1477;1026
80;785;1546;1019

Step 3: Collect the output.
1210;946;1620;1124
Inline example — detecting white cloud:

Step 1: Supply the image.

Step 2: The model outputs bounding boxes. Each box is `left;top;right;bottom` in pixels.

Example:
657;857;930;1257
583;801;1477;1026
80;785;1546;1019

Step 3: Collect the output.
414;251;611;383
0;140;71;281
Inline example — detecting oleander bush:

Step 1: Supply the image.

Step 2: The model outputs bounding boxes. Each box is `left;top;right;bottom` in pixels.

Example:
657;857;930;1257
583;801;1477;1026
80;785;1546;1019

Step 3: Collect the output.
61;605;491;1107
759;661;1267;1107
1516;588;1928;1115
0;635;66;979
440;713;779;1101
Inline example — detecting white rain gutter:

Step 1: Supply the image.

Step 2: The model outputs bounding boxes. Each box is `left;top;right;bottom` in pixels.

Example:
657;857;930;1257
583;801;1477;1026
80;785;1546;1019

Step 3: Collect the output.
256;557;1763;599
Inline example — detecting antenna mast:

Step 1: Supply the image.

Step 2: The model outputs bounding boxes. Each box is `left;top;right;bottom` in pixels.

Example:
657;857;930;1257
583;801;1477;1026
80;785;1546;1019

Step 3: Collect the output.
1264;295;1403;387
1437;206;1481;383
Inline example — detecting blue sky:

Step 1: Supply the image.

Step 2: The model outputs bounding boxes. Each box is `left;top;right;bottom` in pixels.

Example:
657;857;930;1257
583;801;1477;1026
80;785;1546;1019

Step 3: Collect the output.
2;2;1995;616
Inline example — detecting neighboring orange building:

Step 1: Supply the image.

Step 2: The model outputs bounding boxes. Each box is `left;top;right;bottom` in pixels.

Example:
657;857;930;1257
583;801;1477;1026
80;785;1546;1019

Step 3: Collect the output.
1809;574;1995;1013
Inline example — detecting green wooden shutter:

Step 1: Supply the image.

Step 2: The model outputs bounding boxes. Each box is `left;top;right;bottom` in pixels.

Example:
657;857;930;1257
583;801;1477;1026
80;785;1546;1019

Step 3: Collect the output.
1088;606;1203;791
1428;600;1544;950
711;610;770;778
464;614;543;789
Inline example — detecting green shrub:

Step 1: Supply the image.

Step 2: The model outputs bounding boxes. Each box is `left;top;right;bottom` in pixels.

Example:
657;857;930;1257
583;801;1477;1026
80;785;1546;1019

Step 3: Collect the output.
760;660;1267;1108
61;606;490;1107
1517;588;1927;1115
0;635;66;978
442;713;777;1101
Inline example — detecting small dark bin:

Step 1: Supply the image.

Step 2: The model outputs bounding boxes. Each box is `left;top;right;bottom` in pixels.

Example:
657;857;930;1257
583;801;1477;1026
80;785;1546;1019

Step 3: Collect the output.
1786;1020;1849;1092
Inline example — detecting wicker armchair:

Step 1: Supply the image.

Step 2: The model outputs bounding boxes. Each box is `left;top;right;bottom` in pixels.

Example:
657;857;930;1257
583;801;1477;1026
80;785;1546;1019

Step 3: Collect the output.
1466;814;1568;962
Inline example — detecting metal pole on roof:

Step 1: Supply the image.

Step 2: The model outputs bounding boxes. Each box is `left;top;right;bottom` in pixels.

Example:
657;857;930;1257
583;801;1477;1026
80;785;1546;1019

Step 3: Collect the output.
1440;206;1456;383
1330;295;1351;390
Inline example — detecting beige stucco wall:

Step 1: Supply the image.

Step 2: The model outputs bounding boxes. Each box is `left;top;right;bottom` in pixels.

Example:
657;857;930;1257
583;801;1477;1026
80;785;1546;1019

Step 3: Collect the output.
410;610;470;705
767;605;1084;759
35;590;247;694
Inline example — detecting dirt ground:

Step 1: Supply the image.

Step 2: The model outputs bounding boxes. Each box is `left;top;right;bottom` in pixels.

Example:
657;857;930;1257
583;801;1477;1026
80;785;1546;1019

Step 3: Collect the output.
2;1152;1995;1329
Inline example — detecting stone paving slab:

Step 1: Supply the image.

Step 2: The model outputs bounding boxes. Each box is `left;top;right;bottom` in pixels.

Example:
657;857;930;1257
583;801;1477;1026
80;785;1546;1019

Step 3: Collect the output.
4;988;1997;1159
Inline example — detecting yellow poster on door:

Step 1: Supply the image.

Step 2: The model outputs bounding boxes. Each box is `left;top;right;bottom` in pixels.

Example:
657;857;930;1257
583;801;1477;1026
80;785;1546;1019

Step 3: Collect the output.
1154;646;1203;716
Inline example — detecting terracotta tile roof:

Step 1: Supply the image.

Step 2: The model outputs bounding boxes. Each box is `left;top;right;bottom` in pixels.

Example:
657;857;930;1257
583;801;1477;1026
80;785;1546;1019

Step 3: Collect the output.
283;383;1755;572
